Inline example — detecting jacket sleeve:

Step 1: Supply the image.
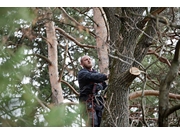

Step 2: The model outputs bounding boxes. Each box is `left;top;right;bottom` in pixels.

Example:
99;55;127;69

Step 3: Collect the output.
78;69;107;83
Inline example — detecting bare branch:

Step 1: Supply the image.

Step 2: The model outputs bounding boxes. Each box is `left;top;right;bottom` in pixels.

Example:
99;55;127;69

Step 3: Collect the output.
34;96;49;111
140;71;149;127
58;41;68;82
129;90;180;100
148;14;180;29
98;7;110;42
63;102;79;106
147;49;171;67
58;7;93;35
164;104;180;118
61;80;80;96
26;53;52;65
55;27;96;49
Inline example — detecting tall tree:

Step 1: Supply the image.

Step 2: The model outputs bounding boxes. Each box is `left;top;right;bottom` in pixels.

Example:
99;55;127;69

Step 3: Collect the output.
45;7;64;105
101;7;166;126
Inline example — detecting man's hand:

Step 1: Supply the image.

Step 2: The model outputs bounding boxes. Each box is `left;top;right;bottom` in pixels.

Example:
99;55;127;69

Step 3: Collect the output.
106;74;109;79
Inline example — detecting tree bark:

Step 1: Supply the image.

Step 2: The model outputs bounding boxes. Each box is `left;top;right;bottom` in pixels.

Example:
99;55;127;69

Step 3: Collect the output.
102;7;147;127
45;8;64;105
102;7;165;127
93;7;109;75
158;40;180;127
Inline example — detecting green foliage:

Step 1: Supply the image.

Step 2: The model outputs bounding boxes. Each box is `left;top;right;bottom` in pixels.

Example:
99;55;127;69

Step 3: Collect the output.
0;46;37;126
0;7;92;127
0;7;35;30
44;104;81;127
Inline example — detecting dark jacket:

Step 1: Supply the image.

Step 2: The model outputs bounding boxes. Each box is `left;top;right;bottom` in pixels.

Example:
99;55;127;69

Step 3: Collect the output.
77;68;108;101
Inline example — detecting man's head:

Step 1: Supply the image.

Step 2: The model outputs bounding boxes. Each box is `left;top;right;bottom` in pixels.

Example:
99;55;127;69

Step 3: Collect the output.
80;55;93;70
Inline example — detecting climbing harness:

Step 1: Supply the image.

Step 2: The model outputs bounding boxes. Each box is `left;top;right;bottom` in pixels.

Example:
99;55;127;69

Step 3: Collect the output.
85;83;97;127
79;82;106;127
85;83;105;127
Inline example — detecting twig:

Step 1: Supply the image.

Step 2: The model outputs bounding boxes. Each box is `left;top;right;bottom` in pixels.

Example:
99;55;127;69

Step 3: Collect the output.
26;53;52;65
58;40;68;82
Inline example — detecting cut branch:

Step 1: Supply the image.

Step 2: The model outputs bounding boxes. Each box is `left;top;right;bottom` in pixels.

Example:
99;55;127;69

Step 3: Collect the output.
129;67;141;76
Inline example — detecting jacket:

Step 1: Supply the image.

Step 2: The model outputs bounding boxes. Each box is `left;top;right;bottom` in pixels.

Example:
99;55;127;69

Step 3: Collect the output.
77;68;108;101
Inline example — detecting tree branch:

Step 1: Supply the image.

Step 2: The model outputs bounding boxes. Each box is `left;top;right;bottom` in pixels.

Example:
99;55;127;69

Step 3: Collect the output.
55;27;96;49
58;7;95;36
58;41;68;82
129;90;180;100
164;104;180;118
147;49;171;67
26;53;52;65
158;39;180;126
61;80;80;96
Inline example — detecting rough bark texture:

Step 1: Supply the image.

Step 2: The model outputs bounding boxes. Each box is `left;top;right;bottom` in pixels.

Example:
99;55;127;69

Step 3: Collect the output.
45;8;64;105
93;7;109;75
158;40;180;127
101;7;165;127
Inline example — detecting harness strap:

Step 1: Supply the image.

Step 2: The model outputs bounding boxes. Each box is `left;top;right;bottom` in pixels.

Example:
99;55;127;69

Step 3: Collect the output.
92;83;97;94
85;83;102;127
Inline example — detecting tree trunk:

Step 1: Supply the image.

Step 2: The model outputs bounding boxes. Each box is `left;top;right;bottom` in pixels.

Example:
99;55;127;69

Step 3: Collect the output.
102;7;165;127
102;7;146;127
93;7;109;75
45;8;64;105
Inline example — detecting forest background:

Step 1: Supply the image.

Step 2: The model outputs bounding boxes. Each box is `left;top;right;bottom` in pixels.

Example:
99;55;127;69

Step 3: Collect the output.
1;1;180;134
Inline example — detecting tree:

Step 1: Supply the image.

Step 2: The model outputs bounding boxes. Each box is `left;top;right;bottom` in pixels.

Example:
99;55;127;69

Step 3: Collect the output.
45;7;64;104
102;7;180;127
101;7;163;126
158;39;180;126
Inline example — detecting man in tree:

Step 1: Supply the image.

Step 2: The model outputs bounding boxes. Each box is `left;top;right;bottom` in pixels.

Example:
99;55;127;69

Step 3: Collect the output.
78;55;108;127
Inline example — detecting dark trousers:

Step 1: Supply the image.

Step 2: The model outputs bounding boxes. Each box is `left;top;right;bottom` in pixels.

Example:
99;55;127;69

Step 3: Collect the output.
79;99;103;127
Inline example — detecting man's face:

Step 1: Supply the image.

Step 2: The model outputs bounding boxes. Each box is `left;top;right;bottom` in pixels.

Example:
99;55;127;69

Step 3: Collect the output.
81;56;93;70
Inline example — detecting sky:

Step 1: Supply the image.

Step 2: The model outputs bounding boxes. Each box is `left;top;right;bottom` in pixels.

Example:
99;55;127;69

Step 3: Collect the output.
2;0;180;7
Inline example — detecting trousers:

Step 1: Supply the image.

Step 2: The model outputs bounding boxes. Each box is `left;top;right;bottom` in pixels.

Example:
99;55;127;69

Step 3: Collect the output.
79;95;104;127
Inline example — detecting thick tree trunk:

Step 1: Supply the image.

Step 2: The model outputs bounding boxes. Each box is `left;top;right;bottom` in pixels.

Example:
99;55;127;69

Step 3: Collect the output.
102;7;165;127
45;8;64;105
